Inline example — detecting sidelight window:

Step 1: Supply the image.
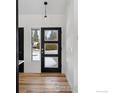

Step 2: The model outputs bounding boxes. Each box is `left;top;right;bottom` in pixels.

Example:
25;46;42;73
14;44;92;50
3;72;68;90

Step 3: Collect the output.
31;28;40;61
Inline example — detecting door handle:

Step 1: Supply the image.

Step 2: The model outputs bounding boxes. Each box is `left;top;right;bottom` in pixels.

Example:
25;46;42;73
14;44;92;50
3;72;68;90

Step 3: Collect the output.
41;48;44;54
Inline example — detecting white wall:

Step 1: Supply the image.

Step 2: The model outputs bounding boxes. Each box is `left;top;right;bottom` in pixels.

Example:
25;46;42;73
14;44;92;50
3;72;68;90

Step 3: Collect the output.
19;15;66;73
73;0;78;92
64;0;78;93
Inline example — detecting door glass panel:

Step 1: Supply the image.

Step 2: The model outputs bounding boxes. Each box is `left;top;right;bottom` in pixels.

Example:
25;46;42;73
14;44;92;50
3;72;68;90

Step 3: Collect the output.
45;57;58;68
45;30;58;41
44;43;58;54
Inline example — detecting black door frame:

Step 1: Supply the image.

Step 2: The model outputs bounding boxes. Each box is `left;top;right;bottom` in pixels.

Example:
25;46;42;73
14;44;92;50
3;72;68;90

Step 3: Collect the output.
41;27;62;73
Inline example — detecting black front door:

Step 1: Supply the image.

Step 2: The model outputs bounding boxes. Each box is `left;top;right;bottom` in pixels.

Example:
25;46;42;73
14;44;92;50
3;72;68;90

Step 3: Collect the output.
41;27;62;72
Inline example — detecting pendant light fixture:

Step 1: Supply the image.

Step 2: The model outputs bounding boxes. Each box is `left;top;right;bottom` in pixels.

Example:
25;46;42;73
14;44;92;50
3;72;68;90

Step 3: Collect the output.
44;1;48;18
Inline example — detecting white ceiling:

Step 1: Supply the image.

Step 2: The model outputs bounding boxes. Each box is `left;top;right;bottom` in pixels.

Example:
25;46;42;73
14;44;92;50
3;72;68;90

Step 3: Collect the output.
19;0;67;15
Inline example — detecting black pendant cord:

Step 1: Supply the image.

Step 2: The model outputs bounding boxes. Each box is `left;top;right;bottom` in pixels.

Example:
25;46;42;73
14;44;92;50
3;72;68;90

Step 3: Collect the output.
44;5;47;18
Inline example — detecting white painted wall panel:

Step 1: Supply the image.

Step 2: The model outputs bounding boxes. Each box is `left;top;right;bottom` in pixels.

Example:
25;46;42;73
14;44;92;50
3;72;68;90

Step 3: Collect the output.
65;0;78;93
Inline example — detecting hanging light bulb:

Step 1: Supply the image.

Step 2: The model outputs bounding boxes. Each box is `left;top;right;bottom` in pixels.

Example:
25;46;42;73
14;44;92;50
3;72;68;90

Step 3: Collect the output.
44;1;48;18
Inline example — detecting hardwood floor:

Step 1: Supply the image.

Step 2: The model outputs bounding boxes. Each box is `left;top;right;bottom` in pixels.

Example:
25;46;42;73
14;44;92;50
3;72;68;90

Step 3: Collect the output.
19;73;72;93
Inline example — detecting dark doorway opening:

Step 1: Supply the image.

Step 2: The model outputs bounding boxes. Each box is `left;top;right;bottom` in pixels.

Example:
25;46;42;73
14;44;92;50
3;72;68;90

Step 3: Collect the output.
18;28;24;60
18;27;24;72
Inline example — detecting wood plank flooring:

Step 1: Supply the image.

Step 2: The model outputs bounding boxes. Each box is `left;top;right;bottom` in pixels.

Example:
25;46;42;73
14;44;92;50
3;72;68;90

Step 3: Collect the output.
19;73;72;93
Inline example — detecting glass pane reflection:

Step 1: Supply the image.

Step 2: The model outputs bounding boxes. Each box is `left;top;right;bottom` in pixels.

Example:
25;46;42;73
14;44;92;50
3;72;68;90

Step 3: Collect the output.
45;30;58;41
45;43;58;54
45;57;58;68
